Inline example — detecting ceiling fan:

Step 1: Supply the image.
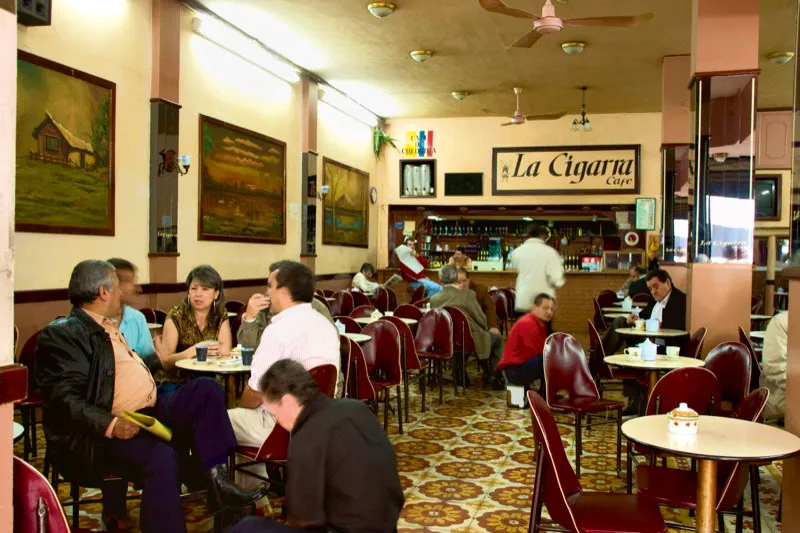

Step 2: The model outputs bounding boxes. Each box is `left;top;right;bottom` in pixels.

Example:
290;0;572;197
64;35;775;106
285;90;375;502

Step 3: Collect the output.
484;87;566;126
479;0;654;48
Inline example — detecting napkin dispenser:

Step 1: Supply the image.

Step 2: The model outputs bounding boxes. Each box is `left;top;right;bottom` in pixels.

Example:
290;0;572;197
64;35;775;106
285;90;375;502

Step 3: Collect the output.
616;290;625;299
639;339;657;361
335;319;346;335
370;309;384;320
645;318;660;332
621;298;633;312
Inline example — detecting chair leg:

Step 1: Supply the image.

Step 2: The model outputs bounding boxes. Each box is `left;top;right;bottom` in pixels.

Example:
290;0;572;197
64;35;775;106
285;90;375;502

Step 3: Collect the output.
421;372;427;413
717;512;726;533
626;441;633;494
575;412;582;478
71;481;80;528
383;388;389;432
31;407;38;457
396;385;403;435
735;497;744;533
529;443;545;533
616;407;622;474
438;360;444;405
21;407;30;462
749;464;761;533
404;369;410;424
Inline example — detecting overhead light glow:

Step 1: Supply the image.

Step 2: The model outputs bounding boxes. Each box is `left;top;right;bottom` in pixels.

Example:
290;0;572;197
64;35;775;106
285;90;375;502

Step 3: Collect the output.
319;86;379;127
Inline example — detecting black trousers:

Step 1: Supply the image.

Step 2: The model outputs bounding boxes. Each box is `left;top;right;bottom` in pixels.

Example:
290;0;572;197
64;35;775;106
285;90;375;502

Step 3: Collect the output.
229;517;326;532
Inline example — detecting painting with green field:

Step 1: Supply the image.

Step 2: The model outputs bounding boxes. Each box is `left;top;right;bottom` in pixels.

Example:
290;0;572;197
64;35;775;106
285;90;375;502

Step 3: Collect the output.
322;157;369;248
199;115;286;243
16;51;115;235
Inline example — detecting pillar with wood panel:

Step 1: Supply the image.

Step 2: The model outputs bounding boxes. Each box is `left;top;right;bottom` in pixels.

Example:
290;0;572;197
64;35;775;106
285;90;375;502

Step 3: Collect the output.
780;266;800;527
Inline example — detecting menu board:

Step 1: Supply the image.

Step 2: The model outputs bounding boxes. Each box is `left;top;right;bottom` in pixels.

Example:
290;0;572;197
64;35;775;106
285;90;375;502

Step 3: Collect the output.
635;198;656;230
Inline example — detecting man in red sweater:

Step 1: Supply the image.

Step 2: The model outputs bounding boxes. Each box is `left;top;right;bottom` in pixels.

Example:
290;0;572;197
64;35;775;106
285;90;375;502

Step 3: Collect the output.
496;293;555;387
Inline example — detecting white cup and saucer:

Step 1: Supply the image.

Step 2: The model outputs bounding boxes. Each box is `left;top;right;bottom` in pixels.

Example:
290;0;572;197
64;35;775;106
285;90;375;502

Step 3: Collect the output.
665;346;681;360
624;347;641;360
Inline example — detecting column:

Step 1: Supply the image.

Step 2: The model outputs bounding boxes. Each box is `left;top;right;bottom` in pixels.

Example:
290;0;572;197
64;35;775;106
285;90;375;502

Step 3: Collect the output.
766;235;776;315
781;266;800;525
300;77;318;271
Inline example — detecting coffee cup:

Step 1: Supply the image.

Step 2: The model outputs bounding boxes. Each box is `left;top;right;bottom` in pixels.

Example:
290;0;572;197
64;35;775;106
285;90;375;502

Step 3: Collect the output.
195;345;208;362
634;319;645;331
241;347;255;366
624;347;641;358
666;346;680;359
385;311;394;316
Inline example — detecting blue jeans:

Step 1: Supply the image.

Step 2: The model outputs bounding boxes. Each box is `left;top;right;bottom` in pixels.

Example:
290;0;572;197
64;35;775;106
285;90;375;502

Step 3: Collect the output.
410;277;442;297
503;356;544;387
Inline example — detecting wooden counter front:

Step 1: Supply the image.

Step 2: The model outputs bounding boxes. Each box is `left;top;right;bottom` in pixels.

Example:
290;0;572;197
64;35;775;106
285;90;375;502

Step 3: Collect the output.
378;269;628;348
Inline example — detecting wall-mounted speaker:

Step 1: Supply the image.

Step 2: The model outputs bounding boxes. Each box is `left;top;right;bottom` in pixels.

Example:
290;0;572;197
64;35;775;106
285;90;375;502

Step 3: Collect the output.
17;0;51;26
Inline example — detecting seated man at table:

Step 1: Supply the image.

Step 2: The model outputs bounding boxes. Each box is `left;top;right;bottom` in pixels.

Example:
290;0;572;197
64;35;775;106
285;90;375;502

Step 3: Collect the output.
395;236;442;297
230;359;404;533
761;311;788;420
431;264;504;389
107;257;156;359
618;265;647;298
496;293;554;392
228;260;340;450
351;262;380;296
35;260;264;533
456;266;500;339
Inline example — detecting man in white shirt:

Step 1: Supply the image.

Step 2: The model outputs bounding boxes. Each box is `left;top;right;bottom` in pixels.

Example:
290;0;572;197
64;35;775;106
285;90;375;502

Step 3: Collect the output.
510;225;565;312
351;263;380;296
761;311;788;420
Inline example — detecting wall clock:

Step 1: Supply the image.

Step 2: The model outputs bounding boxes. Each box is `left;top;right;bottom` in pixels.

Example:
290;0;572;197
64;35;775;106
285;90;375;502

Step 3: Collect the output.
369;186;378;204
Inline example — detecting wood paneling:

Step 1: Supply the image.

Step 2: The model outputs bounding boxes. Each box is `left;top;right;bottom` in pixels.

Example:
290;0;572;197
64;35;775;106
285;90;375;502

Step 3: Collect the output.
756;110;793;169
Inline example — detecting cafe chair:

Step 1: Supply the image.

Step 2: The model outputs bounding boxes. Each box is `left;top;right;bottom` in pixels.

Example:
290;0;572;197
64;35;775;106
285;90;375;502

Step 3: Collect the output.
381;316;428;420
685;326;707;359
626;367;720;493
597;289;618;309
374;287;391;313
349;305;377;319
542;332;624;477
636;388;770;533
414;309;454;406
738;326;763;393
14;456;89;533
443;306;477;396
16;330;44;461
632;293;652;306
386;288;399;311
415;297;431;309
333;316;362;334
138;307;157;324
314;288;325;298
13;324;19;353
592;298;608;333
488;290;510;336
153;309;167;326
499;288;517;326
321;289;334;298
361;321;404;434
703;342;752;417
225;300;246;314
330;290;354;317
527;390;668;533
312;293;331;311
587;320;639;398
340;336;377;403
394;304;423;321
349;290;371;308
409;285;427;305
751;297;763;314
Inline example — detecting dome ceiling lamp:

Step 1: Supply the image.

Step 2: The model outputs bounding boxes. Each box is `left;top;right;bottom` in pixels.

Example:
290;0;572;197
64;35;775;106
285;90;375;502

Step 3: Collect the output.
410;49;434;62
451;91;469;101
766;51;794;65
561;41;585;55
571;86;592;132
367;2;396;18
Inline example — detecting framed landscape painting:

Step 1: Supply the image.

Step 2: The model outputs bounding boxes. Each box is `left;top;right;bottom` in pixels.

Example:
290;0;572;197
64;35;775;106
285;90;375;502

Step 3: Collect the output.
198;115;286;243
16;51;116;235
322;157;369;248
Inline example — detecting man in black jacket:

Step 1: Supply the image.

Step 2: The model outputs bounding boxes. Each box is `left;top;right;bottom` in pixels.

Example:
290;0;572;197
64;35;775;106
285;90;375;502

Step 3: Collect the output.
35;260;264;533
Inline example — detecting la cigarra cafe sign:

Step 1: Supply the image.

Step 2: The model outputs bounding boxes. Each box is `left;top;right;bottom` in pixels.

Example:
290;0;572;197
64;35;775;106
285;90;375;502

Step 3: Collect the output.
492;144;640;196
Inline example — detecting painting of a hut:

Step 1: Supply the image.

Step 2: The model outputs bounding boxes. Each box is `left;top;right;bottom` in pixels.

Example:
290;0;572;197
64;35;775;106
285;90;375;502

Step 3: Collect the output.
322;157;369;248
31;112;96;168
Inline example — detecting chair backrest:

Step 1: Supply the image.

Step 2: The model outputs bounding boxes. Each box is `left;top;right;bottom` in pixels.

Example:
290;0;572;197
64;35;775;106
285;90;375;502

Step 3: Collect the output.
500;288;516;316
339;335;353;398
18;330;42;395
314;289;325;298
361;321;403;383
374;287;390;313
322;289;334;298
309;363;338;398
13;325;19;354
330;290;354;317
704;342;752;412
14;457;71;533
738;326;762;392
596;289;617;309
526;390;582;531
442;306;476;354
349;305;377;318
381;316;425;372
386;288;398;311
341;335;377;401
139;307;157;323
592;298;607;332
632;292;651;306
587;320;613;380
717;388;770;511
225;300;245;314
313;293;331;310
488;290;509;322
751;297;763;314
686;326;707;359
646;367;720;416
230;313;242;347
543;333;600;405
333;315;362;334
410;285;427;304
350;290;371;308
394;304;423;321
415;297;431;309
414;308;454;357
154;308;167;326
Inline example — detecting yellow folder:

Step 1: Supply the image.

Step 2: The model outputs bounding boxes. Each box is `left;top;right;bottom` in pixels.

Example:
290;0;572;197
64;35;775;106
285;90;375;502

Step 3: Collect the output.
120;411;172;442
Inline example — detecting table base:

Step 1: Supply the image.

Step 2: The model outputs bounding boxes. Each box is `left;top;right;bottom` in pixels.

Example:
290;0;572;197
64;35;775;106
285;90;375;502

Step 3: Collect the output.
697;459;717;533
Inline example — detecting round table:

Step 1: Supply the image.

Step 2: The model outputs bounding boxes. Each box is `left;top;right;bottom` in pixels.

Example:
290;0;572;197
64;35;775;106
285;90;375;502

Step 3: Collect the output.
354;317;417;326
227;312;237;318
605;354;704;391
175;357;251;408
615;327;689;339
603;312;629;320
13;421;24;443
750;331;766;340
602;307;629;313
622;415;800;533
344;332;371;344
147;323;162;330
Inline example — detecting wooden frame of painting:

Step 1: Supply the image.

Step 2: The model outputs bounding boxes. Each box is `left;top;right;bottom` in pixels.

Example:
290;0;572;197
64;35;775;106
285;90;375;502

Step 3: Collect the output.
16;50;116;235
322;157;369;248
198;115;287;244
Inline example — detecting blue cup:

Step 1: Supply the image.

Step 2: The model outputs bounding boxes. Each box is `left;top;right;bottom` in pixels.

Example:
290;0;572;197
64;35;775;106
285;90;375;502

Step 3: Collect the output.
241;347;255;366
195;345;208;362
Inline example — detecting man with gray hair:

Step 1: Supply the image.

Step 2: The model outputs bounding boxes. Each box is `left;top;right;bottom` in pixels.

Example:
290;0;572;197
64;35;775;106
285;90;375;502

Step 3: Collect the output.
430;263;505;389
36;260;265;533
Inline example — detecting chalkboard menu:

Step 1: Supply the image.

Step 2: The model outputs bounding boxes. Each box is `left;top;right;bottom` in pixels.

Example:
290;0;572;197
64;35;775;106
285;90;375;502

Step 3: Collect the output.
445;173;483;196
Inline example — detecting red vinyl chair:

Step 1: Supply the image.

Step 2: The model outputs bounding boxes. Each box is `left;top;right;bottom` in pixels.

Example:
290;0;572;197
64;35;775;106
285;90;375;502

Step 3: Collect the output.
527;391;667;533
592;297;607;332
225;300;245;314
738;326;763;393
499;288;516;325
340;336;377;403
321;289;334;298
685;326;707;359
543;333;624;477
349;305;377;319
330;290;354;317
13;324;19;353
394;304;423;321
414;297;431;309
409;285;426;305
14;456;81;533
16;330;43;462
414;309;454;405
381;316;428;420
153;309;167;326
386;288;398;311
751;297;763;314
373;287;390;313
488;290;509;336
350;290;371;308
313;293;331;311
138;307;157;323
587;320;640;397
626;367;720;492
636;388;770;533
442;306;477;396
597;289;618;309
632;293;652;306
314;289;325;298
703;342;752;417
361;321;404;433
333;315;362;334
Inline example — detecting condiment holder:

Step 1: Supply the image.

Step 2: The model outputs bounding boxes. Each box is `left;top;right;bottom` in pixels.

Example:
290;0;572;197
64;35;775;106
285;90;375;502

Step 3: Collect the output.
667;402;699;435
621;298;633;312
370;309;384;320
645;318;660;332
639;339;657;361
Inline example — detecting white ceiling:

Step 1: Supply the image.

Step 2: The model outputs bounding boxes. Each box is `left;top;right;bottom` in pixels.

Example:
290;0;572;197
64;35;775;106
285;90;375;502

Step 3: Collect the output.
194;0;798;118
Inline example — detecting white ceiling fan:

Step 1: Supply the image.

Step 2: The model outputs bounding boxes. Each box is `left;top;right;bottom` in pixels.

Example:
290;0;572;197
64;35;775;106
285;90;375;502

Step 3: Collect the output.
484;87;566;126
479;0;654;49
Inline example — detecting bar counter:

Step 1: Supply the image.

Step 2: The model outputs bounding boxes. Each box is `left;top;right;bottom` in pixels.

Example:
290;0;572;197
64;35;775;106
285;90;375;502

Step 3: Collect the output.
377;268;628;347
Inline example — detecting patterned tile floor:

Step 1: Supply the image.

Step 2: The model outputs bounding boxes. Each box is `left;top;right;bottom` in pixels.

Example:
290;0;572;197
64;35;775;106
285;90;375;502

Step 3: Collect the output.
14;374;785;532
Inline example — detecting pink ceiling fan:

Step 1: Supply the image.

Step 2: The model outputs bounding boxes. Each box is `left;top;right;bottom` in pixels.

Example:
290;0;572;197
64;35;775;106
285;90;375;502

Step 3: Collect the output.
484;87;566;126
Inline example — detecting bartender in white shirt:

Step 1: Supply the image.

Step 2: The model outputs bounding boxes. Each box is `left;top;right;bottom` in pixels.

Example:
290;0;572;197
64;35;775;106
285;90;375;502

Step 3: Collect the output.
352;263;380;296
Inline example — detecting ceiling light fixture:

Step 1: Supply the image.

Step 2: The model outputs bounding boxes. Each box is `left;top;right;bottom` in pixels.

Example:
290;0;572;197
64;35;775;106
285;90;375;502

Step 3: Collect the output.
450;91;469;101
767;51;795;65
410;50;434;63
711;152;728;163
367;2;396;18
318;85;380;127
571;86;592;132
561;41;585;55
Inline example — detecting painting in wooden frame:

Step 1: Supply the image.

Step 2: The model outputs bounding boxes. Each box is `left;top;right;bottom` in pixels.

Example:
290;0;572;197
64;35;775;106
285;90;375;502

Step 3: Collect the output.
322;157;369;248
16;51;116;235
198;115;286;244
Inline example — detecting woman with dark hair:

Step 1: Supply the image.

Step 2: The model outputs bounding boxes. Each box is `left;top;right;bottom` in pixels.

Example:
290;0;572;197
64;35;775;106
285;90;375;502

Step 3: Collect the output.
162;265;232;368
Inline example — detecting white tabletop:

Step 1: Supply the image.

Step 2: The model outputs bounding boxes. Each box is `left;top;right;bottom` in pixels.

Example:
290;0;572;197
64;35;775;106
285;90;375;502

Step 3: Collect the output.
354;316;417;326
603;313;629;319
227;312;237;318
344;332;371;344
622;415;800;461
750;331;766;340
605;354;704;371
615;327;689;338
13;422;24;441
602;307;627;313
175;357;251;373
147;323;162;330
750;314;772;321
326;297;335;302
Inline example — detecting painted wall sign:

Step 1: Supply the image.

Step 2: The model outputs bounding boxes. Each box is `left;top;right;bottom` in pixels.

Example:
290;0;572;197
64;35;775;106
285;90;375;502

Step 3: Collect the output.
403;130;435;157
492;144;640;195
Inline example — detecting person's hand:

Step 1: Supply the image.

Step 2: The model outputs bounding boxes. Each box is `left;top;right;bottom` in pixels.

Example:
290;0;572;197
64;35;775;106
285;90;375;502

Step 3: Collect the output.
193;340;220;357
112;418;140;440
245;293;270;320
489;327;501;337
627;315;636;325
